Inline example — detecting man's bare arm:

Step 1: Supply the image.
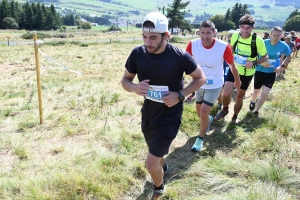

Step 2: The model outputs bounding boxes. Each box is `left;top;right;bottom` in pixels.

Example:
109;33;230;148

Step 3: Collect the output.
121;69;150;97
180;64;206;97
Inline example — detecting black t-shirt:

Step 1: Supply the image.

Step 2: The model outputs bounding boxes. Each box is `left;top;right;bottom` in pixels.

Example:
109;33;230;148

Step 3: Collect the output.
125;43;198;123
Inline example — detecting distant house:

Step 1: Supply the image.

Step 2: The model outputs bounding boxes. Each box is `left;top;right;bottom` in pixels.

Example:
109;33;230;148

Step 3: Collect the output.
91;23;98;26
81;18;87;23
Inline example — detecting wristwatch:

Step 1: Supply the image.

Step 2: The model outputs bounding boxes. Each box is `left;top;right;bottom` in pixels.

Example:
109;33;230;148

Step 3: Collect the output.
177;91;185;102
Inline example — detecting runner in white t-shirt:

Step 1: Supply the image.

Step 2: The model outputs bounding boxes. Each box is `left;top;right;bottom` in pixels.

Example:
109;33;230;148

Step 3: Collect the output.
186;20;241;152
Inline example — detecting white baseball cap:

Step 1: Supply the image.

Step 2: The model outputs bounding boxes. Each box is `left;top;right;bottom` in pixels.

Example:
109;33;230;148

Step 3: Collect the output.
142;12;168;33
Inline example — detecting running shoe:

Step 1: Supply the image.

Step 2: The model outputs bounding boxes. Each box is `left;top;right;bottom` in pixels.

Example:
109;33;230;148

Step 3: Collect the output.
249;100;257;111
214;109;228;121
191;137;203;152
282;69;286;74
163;164;170;177
151;187;164;200
231;115;238;123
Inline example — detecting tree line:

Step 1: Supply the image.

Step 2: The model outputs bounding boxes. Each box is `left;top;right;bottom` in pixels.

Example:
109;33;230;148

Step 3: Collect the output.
1;0;298;32
165;1;249;33
0;0;62;30
166;0;299;33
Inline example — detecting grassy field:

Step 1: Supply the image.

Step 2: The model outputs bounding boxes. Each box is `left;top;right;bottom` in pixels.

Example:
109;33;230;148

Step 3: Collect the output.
0;30;300;199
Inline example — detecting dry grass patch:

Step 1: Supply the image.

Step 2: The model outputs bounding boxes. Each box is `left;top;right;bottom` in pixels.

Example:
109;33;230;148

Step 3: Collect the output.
0;35;300;199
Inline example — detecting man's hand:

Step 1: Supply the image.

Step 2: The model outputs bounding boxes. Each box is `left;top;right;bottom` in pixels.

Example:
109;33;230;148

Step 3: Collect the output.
234;80;242;91
275;66;284;74
162;91;180;107
133;79;150;97
245;60;255;68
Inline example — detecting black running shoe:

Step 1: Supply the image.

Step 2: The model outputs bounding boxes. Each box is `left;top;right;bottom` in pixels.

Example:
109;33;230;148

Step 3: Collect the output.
163;164;170;177
214;109;228;121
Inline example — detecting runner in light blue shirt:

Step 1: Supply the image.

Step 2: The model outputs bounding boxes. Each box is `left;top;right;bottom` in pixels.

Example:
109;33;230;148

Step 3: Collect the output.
255;39;290;73
249;26;291;116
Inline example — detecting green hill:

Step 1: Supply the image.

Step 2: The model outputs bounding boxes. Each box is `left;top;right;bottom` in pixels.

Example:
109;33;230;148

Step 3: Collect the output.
17;0;299;28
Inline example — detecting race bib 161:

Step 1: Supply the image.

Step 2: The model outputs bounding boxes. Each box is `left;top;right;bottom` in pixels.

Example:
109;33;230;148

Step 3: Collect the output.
146;85;169;103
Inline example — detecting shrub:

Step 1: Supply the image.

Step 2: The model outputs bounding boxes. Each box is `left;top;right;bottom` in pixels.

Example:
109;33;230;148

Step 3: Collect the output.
107;25;122;32
45;41;67;46
53;33;68;38
21;32;52;40
80;43;89;47
169;36;182;43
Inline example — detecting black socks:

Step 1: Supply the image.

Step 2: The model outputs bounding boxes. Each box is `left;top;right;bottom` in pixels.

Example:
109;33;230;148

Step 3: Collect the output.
155;184;164;190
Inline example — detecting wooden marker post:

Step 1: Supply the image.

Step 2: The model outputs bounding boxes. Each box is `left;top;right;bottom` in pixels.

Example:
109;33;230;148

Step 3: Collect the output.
33;33;43;124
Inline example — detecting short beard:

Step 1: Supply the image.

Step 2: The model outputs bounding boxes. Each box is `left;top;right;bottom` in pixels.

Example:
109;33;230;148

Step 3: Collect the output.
145;33;165;54
152;37;164;54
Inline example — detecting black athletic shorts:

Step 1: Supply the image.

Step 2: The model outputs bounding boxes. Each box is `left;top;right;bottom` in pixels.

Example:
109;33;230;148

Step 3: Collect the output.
254;71;276;89
226;68;254;90
141;117;181;157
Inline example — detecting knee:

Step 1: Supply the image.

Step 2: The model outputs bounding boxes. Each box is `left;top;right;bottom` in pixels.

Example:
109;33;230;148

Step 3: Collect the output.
145;159;159;173
260;93;268;99
235;94;244;102
200;110;210;118
222;91;231;99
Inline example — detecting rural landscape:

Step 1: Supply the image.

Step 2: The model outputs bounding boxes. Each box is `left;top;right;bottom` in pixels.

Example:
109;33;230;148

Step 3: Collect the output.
0;0;300;199
13;0;300;28
1;30;300;199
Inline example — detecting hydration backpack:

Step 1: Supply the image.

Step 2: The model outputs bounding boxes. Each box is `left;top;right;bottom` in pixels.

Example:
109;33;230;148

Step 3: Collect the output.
233;33;258;59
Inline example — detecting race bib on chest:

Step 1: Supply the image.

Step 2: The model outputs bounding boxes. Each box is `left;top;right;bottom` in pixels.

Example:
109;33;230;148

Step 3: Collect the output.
234;54;247;65
205;76;214;86
146;85;169;103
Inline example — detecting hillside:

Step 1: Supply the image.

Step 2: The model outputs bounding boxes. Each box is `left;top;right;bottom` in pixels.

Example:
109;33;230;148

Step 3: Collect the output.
0;32;300;199
17;0;299;28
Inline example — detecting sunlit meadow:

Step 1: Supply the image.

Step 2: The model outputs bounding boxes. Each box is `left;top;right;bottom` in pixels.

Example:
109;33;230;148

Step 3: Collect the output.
0;30;299;199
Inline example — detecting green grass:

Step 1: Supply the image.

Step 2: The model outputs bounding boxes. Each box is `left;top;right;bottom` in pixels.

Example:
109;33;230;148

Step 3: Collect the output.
0;30;299;199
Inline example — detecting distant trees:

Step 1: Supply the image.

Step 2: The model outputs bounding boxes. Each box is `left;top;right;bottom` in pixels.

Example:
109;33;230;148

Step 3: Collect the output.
283;9;300;31
0;0;62;30
210;15;235;31
194;13;213;23
166;0;192;33
208;3;249;31
79;14;112;26
62;14;76;26
230;3;250;28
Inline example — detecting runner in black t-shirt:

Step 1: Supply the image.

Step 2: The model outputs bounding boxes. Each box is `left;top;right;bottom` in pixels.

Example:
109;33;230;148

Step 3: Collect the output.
121;12;206;199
